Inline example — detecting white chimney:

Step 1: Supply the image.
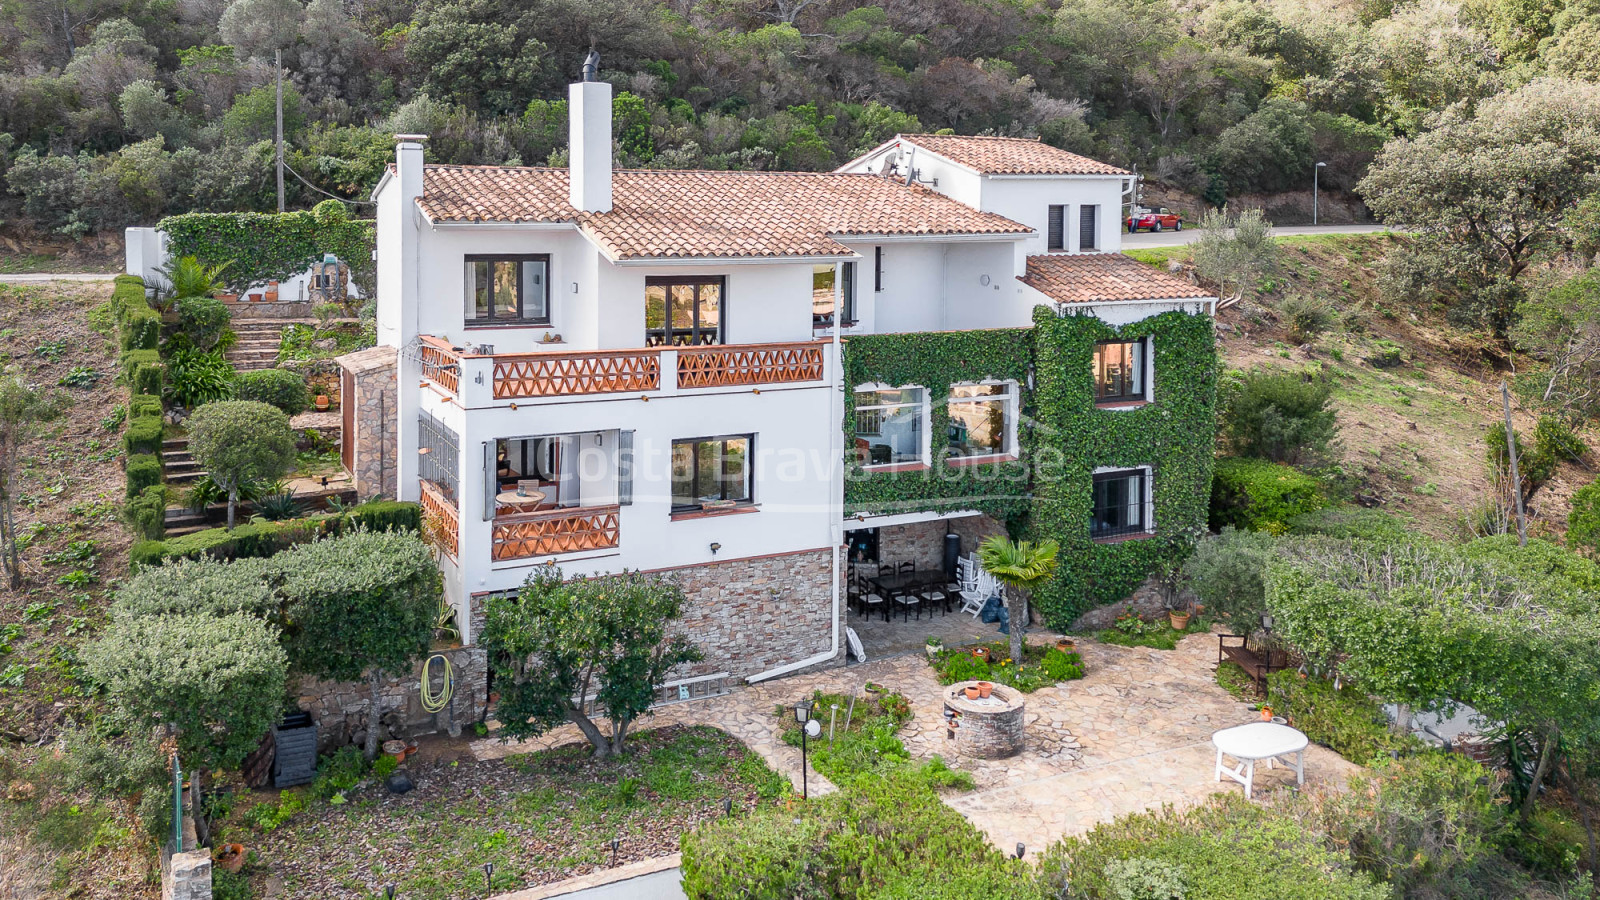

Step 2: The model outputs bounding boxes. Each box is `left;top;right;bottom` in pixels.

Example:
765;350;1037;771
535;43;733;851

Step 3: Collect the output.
395;133;427;202
569;79;613;212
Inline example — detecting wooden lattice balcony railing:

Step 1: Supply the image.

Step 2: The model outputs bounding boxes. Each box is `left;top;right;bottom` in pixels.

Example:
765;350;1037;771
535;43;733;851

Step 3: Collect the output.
418;479;459;560
676;341;827;389
491;505;621;560
493;350;661;399
419;336;461;396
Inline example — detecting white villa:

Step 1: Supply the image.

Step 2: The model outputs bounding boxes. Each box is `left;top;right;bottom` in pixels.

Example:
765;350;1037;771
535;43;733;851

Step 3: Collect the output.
337;69;1215;683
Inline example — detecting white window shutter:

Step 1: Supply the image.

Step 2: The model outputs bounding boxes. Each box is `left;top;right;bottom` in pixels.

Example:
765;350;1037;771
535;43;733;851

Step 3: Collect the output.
483;441;497;521
617;430;635;505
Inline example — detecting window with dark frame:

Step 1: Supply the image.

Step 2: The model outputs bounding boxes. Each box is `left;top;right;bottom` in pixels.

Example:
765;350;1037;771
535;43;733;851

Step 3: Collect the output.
1091;469;1149;539
1093;339;1147;404
418;411;460;502
1048;205;1066;251
854;386;925;466
646;276;724;346
671;435;753;512
1079;205;1099;251
874;246;884;292
465;255;549;326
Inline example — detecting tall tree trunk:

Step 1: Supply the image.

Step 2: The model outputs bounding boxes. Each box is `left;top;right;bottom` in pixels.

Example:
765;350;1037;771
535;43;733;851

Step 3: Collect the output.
1523;723;1561;820
566;704;611;759
1009;589;1027;665
363;668;385;762
227;483;238;531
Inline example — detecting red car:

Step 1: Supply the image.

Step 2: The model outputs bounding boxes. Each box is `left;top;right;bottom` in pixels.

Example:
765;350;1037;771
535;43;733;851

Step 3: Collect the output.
1125;207;1183;233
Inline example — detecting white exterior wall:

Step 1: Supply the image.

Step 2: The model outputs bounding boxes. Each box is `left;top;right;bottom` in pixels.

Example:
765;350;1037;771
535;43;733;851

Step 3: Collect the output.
978;176;1127;258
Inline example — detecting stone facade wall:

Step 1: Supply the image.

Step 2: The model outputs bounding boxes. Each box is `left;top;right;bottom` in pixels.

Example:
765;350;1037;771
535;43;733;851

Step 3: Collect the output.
293;645;488;753
338;347;397;500
162;851;211;900
664;548;842;680
872;514;1008;576
225;299;312;319
945;683;1026;759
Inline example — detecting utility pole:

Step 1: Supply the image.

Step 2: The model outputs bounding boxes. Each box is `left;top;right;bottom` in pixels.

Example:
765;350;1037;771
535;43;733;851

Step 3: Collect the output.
275;47;285;213
1313;161;1326;226
1501;381;1527;546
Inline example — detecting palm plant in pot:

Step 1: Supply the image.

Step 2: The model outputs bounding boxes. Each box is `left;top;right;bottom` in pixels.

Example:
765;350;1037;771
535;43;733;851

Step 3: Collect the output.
977;535;1062;669
1156;560;1192;630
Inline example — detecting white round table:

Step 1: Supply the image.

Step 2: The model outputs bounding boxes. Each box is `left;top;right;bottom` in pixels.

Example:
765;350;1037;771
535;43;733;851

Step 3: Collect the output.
495;489;547;511
1211;721;1308;799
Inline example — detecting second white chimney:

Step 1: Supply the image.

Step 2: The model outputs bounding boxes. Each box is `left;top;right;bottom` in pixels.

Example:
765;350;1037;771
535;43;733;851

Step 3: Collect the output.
569;79;613;213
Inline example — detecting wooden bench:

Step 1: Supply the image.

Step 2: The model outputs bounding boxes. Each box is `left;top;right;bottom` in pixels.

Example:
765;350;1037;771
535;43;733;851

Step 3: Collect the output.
1217;633;1287;690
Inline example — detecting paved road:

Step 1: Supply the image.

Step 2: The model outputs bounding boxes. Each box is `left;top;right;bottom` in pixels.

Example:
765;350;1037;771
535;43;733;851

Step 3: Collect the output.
0;272;118;283
517;869;684;900
1122;223;1394;249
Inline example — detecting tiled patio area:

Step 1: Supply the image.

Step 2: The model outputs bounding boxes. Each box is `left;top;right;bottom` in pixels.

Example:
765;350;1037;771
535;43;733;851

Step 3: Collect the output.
471;628;1360;854
848;599;1004;660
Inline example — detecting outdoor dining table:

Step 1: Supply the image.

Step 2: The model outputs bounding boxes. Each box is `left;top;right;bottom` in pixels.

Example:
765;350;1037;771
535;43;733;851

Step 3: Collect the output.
865;570;948;596
1211;721;1308;799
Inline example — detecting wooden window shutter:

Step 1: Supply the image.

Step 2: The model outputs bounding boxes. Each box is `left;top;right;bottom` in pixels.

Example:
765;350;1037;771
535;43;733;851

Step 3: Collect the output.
841;261;856;323
617;430;635;506
1079;205;1098;251
1047;205;1065;251
483;442;497;521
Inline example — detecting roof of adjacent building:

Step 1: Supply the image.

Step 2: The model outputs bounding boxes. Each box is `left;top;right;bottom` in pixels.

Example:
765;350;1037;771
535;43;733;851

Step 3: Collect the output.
894;134;1131;176
413;166;1033;260
1021;253;1213;304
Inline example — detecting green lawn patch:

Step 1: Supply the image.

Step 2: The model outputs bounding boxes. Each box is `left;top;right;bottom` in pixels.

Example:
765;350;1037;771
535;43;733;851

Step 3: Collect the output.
1265;671;1425;764
776;689;973;792
1215;659;1262;702
1095;613;1212;650
927;640;1085;692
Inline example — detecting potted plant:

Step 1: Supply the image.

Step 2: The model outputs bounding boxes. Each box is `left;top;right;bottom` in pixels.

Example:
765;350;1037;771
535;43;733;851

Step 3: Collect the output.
314;394;331;412
963;685;980;700
925;636;943;658
971;647;990;662
214;842;246;874
976;680;994;699
1168;603;1192;631
1055;637;1075;653
1258;704;1274;722
1157;559;1192;630
264;280;280;302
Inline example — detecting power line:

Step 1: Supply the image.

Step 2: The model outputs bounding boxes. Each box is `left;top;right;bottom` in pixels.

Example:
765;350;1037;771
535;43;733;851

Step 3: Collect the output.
282;159;377;207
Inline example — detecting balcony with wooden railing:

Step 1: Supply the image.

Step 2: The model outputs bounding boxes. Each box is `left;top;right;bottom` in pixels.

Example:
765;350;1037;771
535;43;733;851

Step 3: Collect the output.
494;349;661;399
675;340;826;389
492;505;621;561
418;336;462;397
418;479;459;560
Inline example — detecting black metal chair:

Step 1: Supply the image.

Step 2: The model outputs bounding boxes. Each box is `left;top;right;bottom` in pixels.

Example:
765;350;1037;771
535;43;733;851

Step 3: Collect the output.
859;576;890;622
898;561;915;576
892;586;922;622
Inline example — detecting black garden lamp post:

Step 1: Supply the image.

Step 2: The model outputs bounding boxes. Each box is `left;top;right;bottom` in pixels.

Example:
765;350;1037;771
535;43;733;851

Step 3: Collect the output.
794;700;819;799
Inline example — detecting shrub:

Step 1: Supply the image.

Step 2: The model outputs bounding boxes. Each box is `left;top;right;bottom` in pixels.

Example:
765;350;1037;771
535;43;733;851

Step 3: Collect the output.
1279;295;1334;344
176;294;231;351
127;502;424;564
1264;671;1423;764
165;349;236;408
82;613;288;772
1183;527;1276;633
125;453;161;500
121;349;163;395
1103;857;1187;900
1286;507;1414;541
111;555;275;622
1219;370;1339;465
122;413;163;455
1533;415;1588;464
128;393;161;418
119;302;161;351
1209;457;1325;533
187;400;295;527
1569;479;1600;554
1041;648;1085;681
347;499;423;532
123;484;168;541
232;368;309;415
312;746;367;800
371;753;398;778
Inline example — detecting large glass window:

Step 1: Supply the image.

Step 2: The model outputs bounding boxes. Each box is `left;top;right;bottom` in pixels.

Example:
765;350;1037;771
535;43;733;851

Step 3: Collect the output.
671;435;752;512
1094;339;1146;403
1091;469;1149;539
946;382;1015;458
854;387;925;466
465;255;549;325
812;263;856;329
646;277;723;346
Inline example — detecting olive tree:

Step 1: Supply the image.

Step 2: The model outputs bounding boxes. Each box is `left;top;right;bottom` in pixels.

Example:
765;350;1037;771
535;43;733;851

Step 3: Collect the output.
273;529;441;760
0;374;64;588
110;555;276;623
1191;206;1278;304
483;567;701;759
83;612;288;773
1182;527;1277;637
186;400;296;529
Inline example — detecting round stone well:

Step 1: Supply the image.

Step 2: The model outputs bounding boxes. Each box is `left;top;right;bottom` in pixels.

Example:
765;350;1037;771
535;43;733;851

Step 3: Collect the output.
944;681;1025;759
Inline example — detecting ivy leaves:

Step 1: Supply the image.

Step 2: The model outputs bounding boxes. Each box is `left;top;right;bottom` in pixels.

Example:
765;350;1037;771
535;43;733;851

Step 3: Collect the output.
158;209;375;297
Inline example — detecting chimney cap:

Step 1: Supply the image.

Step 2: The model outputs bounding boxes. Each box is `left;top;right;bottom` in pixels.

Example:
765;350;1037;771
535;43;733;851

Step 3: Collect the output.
582;48;600;82
394;133;429;144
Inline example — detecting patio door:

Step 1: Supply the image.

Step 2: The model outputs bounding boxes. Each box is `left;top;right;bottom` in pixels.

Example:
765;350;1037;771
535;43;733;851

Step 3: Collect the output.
645;277;724;346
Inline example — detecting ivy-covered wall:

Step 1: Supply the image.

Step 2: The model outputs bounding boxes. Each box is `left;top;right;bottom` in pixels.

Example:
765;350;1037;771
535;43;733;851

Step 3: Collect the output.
842;328;1034;526
842;308;1218;627
158;200;376;297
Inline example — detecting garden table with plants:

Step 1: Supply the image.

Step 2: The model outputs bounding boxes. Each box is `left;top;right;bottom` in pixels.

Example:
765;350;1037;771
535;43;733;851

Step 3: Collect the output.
1210;721;1308;799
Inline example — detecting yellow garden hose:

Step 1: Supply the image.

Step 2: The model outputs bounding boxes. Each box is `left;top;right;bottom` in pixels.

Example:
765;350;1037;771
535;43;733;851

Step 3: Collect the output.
419;653;454;713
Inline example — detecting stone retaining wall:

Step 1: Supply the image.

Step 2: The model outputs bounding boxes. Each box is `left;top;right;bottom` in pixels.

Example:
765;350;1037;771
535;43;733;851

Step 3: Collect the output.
293;645;488;753
873;514;1008;574
664;548;842;680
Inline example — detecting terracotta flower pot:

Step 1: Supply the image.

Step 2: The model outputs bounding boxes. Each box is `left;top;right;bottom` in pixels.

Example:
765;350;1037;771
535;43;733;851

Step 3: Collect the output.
314;395;331;411
383;739;406;764
1259;705;1274;722
976;681;994;699
1169;611;1191;630
972;648;989;662
963;685;980;700
1055;639;1075;653
214;843;245;874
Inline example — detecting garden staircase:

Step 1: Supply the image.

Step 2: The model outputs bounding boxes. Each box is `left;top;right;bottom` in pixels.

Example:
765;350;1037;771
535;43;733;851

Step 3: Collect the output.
227;321;286;371
161;437;205;486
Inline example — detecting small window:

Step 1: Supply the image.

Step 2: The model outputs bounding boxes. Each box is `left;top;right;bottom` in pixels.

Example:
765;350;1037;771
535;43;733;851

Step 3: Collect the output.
1092;469;1149;539
646;277;723;346
465;255;549;325
1048;205;1065;252
854;386;926;466
1079;205;1099;251
946;381;1015;458
1094;339;1146;404
812;263;856;329
874;246;884;292
671;435;752;512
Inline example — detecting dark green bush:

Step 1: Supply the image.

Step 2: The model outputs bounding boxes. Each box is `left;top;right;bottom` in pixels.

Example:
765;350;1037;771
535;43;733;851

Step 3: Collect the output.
232;368;310;415
176;295;232;351
1533;416;1588;464
1183;527;1276;634
165;349;236;408
1209;457;1325;533
122;414;163;456
1569;479;1600;555
129;393;162;418
123;485;169;541
121;349;164;396
125;453;161;500
130;501;423;564
1041;648;1084;681
129;540;168;568
348;499;423;532
1264;671;1423;764
119;303;161;352
1219;370;1339;465
1286;507;1414;541
681;775;1040;899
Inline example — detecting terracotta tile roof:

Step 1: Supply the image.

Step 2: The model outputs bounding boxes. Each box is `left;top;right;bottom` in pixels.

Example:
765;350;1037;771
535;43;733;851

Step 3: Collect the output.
897;134;1130;176
1021;253;1213;304
415;166;1031;259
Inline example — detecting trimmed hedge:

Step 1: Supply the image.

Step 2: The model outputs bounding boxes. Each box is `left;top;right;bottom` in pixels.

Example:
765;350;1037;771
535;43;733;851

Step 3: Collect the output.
130;500;423;566
1209;457;1325;533
126;453;162;500
123;415;164;456
232;368;310;415
124;485;169;541
121;349;164;396
158;207;376;297
112;275;161;351
129;393;162;419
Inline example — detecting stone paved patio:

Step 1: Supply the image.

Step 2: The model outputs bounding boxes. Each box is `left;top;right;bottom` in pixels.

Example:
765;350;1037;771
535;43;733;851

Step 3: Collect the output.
471;628;1360;853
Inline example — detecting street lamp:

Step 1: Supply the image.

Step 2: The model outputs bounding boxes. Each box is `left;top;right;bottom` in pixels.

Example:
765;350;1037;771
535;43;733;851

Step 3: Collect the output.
1313;161;1328;226
794;700;820;799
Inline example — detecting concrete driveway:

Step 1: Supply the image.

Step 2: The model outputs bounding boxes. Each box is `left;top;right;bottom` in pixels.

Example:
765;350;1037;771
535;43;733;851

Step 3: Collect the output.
1123;223;1394;249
